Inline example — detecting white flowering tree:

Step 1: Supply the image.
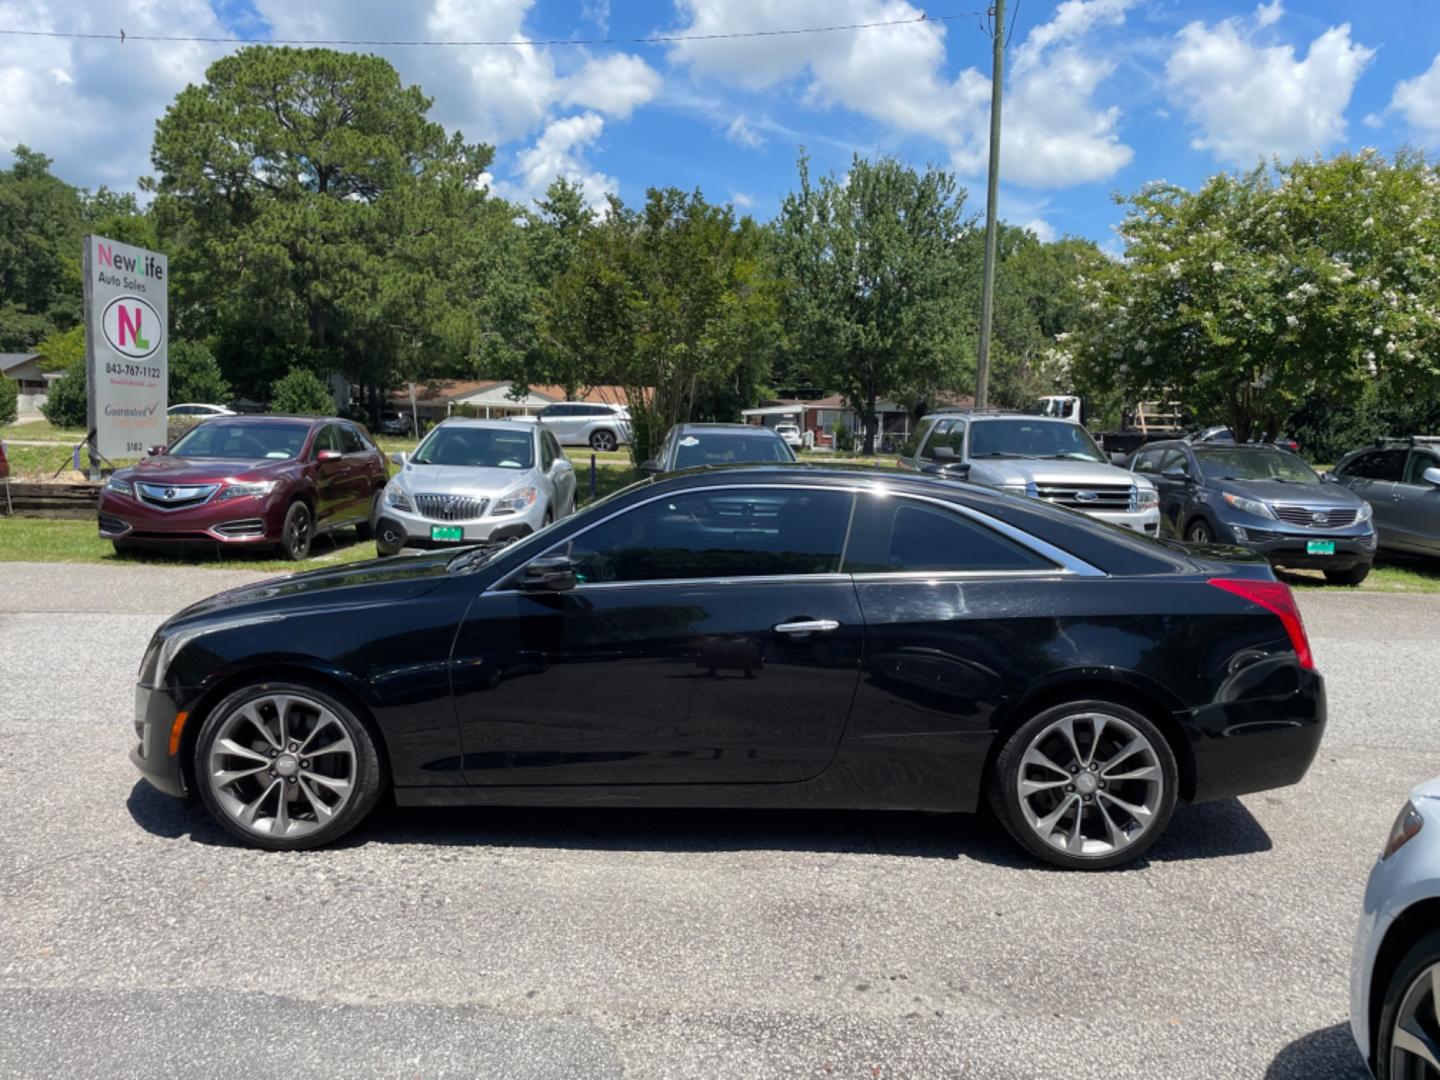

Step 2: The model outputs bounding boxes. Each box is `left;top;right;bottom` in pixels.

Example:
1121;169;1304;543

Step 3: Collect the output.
1070;150;1440;442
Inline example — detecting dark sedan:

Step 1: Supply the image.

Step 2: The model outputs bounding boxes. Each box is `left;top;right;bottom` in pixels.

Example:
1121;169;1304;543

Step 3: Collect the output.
98;415;388;560
1129;441;1377;585
641;422;796;474
131;466;1325;869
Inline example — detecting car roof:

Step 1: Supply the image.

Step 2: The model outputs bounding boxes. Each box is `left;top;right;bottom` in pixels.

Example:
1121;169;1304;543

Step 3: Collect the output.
434;417;539;433
676;423;782;435
918;410;1063;423
199;414;326;425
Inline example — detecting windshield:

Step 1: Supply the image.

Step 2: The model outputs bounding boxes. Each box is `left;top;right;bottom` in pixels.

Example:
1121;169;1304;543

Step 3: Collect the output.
1195;448;1318;483
413;426;534;469
170;422;310;460
674;433;796;469
969;419;1105;462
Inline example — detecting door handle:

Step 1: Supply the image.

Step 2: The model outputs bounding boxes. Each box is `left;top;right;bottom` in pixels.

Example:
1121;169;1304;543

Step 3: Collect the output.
773;619;840;635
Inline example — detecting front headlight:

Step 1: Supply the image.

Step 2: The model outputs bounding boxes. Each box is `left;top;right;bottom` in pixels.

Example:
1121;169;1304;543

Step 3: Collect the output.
1223;492;1276;519
1356;501;1373;523
492;487;538;515
1135;485;1159;510
104;476;133;497
216;480;277;502
1383;800;1424;860
385;483;412;512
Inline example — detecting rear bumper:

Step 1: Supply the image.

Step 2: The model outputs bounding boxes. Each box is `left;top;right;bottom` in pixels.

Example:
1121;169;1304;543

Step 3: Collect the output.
130;682;190;798
98;490;284;546
1186;668;1326;802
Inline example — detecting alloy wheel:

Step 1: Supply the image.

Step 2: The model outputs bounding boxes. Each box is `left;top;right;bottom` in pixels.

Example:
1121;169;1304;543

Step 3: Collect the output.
1014;711;1165;859
206;692;357;839
1187;521;1211;543
591;430;617;451
285;504;311;559
1391;961;1440;1079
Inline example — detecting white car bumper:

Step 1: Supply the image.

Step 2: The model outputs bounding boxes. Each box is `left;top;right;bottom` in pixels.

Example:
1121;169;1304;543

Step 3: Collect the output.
1088;506;1161;536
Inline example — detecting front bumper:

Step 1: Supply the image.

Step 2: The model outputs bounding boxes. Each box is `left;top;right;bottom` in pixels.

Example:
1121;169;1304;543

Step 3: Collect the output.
373;498;546;553
1087;506;1161;536
1223;522;1377;571
98;490;282;546
130;681;191;798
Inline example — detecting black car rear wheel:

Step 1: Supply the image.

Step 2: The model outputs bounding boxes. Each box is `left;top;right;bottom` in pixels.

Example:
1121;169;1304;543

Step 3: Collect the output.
280;501;313;561
989;700;1178;870
1325;564;1371;586
195;681;386;851
1376;928;1440;1080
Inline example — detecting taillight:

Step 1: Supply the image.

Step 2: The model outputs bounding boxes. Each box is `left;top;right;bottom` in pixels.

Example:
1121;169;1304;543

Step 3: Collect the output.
1208;578;1314;670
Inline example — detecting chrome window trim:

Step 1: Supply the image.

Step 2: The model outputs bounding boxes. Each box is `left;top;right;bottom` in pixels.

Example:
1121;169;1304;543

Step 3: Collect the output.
486;481;1104;593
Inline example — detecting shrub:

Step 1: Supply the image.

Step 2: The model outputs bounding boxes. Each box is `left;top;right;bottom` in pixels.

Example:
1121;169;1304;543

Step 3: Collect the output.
41;363;88;428
269;369;335;416
832;421;855;453
169;340;232;406
0;374;16;426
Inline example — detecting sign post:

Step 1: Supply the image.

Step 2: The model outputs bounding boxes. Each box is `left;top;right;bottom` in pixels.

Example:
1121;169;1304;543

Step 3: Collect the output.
82;235;168;476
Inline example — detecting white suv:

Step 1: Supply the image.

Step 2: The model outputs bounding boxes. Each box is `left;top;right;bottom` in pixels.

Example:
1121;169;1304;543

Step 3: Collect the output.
525;403;631;451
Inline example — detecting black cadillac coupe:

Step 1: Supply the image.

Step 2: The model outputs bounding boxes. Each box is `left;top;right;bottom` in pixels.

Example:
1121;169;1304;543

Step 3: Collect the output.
131;466;1326;869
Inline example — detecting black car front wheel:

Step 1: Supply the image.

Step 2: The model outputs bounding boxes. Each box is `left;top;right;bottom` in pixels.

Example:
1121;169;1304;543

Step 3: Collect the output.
195;681;386;851
1185;519;1213;544
279;501;313;561
1325;563;1371;586
1375;927;1440;1080
989;700;1178;870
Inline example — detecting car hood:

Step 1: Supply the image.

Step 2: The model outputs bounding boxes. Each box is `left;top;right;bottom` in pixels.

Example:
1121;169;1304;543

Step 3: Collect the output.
1211;478;1361;506
395;463;535;494
120;455;293;483
163;551;458;629
973;458;1146;487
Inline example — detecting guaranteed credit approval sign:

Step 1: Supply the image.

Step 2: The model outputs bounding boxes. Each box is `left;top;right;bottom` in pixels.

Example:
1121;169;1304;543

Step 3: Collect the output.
83;235;168;460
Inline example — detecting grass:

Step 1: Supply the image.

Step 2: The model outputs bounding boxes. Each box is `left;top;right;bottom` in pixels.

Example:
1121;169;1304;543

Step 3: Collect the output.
1280;557;1440;594
0;419;88;443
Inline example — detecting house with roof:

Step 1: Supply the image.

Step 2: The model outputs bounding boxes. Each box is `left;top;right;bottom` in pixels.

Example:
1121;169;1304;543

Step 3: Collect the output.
1;353;63;415
391;380;632;425
742;391;975;449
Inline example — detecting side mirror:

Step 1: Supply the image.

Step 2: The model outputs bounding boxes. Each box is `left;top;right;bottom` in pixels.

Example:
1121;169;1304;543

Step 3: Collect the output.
1110;452;1129;467
520;554;577;592
1161;466;1189;480
390;451;408;467
1423;467;1440;487
316;449;343;463
640;459;662;475
931;446;957;461
1319;471;1333;483
147;445;167;456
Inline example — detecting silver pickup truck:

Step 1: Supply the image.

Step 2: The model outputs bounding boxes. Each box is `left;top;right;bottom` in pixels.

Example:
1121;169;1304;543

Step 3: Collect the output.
897;411;1161;535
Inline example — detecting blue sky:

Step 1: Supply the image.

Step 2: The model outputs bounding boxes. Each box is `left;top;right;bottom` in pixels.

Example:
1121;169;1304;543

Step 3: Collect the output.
3;1;1439;248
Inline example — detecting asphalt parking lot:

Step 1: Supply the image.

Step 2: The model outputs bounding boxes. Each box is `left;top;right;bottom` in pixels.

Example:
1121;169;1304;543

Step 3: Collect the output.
2;561;1438;1079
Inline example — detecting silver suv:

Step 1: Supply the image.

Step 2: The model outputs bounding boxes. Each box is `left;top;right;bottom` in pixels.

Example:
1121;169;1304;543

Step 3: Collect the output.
514;402;631;451
898;411;1160;535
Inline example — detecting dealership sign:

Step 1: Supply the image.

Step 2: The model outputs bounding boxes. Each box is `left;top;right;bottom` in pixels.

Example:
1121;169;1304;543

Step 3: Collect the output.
83;236;168;460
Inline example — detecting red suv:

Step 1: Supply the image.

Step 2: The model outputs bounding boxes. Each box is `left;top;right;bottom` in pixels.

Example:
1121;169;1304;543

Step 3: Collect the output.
97;415;388;560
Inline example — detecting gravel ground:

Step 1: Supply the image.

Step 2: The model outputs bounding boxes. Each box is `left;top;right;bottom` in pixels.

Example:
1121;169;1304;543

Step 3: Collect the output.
1;562;1436;1079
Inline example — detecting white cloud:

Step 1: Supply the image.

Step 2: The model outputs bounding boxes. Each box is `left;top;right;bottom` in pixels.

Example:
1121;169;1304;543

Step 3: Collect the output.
668;0;1137;189
1023;217;1057;242
561;53;663;119
1390;52;1440;143
1255;1;1284;29
1363;112;1385;130
725;115;765;149
730;190;756;209
501;112;617;210
1165;11;1374;165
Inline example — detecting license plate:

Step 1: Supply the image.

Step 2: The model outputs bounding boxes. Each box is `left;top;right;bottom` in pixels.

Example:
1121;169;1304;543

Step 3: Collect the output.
1306;540;1335;555
430;525;464;543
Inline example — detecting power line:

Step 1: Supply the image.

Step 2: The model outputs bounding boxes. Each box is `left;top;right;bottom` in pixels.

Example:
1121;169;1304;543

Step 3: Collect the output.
0;11;981;49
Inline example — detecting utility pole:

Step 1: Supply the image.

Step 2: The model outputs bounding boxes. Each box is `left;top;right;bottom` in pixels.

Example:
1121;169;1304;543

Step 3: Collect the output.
975;0;1005;409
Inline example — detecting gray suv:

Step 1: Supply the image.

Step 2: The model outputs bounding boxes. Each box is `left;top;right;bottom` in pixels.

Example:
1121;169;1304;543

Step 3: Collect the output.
1329;437;1440;557
897;411;1160;535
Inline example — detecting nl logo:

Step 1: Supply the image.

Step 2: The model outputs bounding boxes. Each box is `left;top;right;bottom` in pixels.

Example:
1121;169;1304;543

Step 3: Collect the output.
101;296;164;360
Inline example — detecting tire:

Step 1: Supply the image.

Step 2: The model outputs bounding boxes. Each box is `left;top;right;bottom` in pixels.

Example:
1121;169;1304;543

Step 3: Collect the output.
1374;927;1440;1080
374;517;406;558
988;699;1179;871
589;429;618;451
279;501;313;561
194;680;386;852
354;491;381;541
1185;519;1213;544
1325;563;1371;586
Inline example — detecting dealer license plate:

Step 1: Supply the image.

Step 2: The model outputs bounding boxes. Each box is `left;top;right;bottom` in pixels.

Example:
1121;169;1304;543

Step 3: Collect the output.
1306;540;1335;555
430;525;464;543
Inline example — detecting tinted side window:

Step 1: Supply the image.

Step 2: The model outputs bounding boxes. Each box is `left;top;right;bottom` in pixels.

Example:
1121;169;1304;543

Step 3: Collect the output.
1350;449;1406;480
844;496;1054;573
556;489;854;583
1156;449;1189;476
1132;448;1162;473
920;419;955;459
540;432;555;469
311;426;339;457
901;419;936;459
337;425;365;454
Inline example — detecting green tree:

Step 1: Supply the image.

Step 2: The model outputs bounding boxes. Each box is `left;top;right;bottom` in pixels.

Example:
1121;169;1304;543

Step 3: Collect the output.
545;188;780;462
774;153;975;453
1070;150;1440;441
269;368;335;416
0;147;84;349
168;339;232;405
147;46;495;401
0;373;16;425
38;326;89;427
